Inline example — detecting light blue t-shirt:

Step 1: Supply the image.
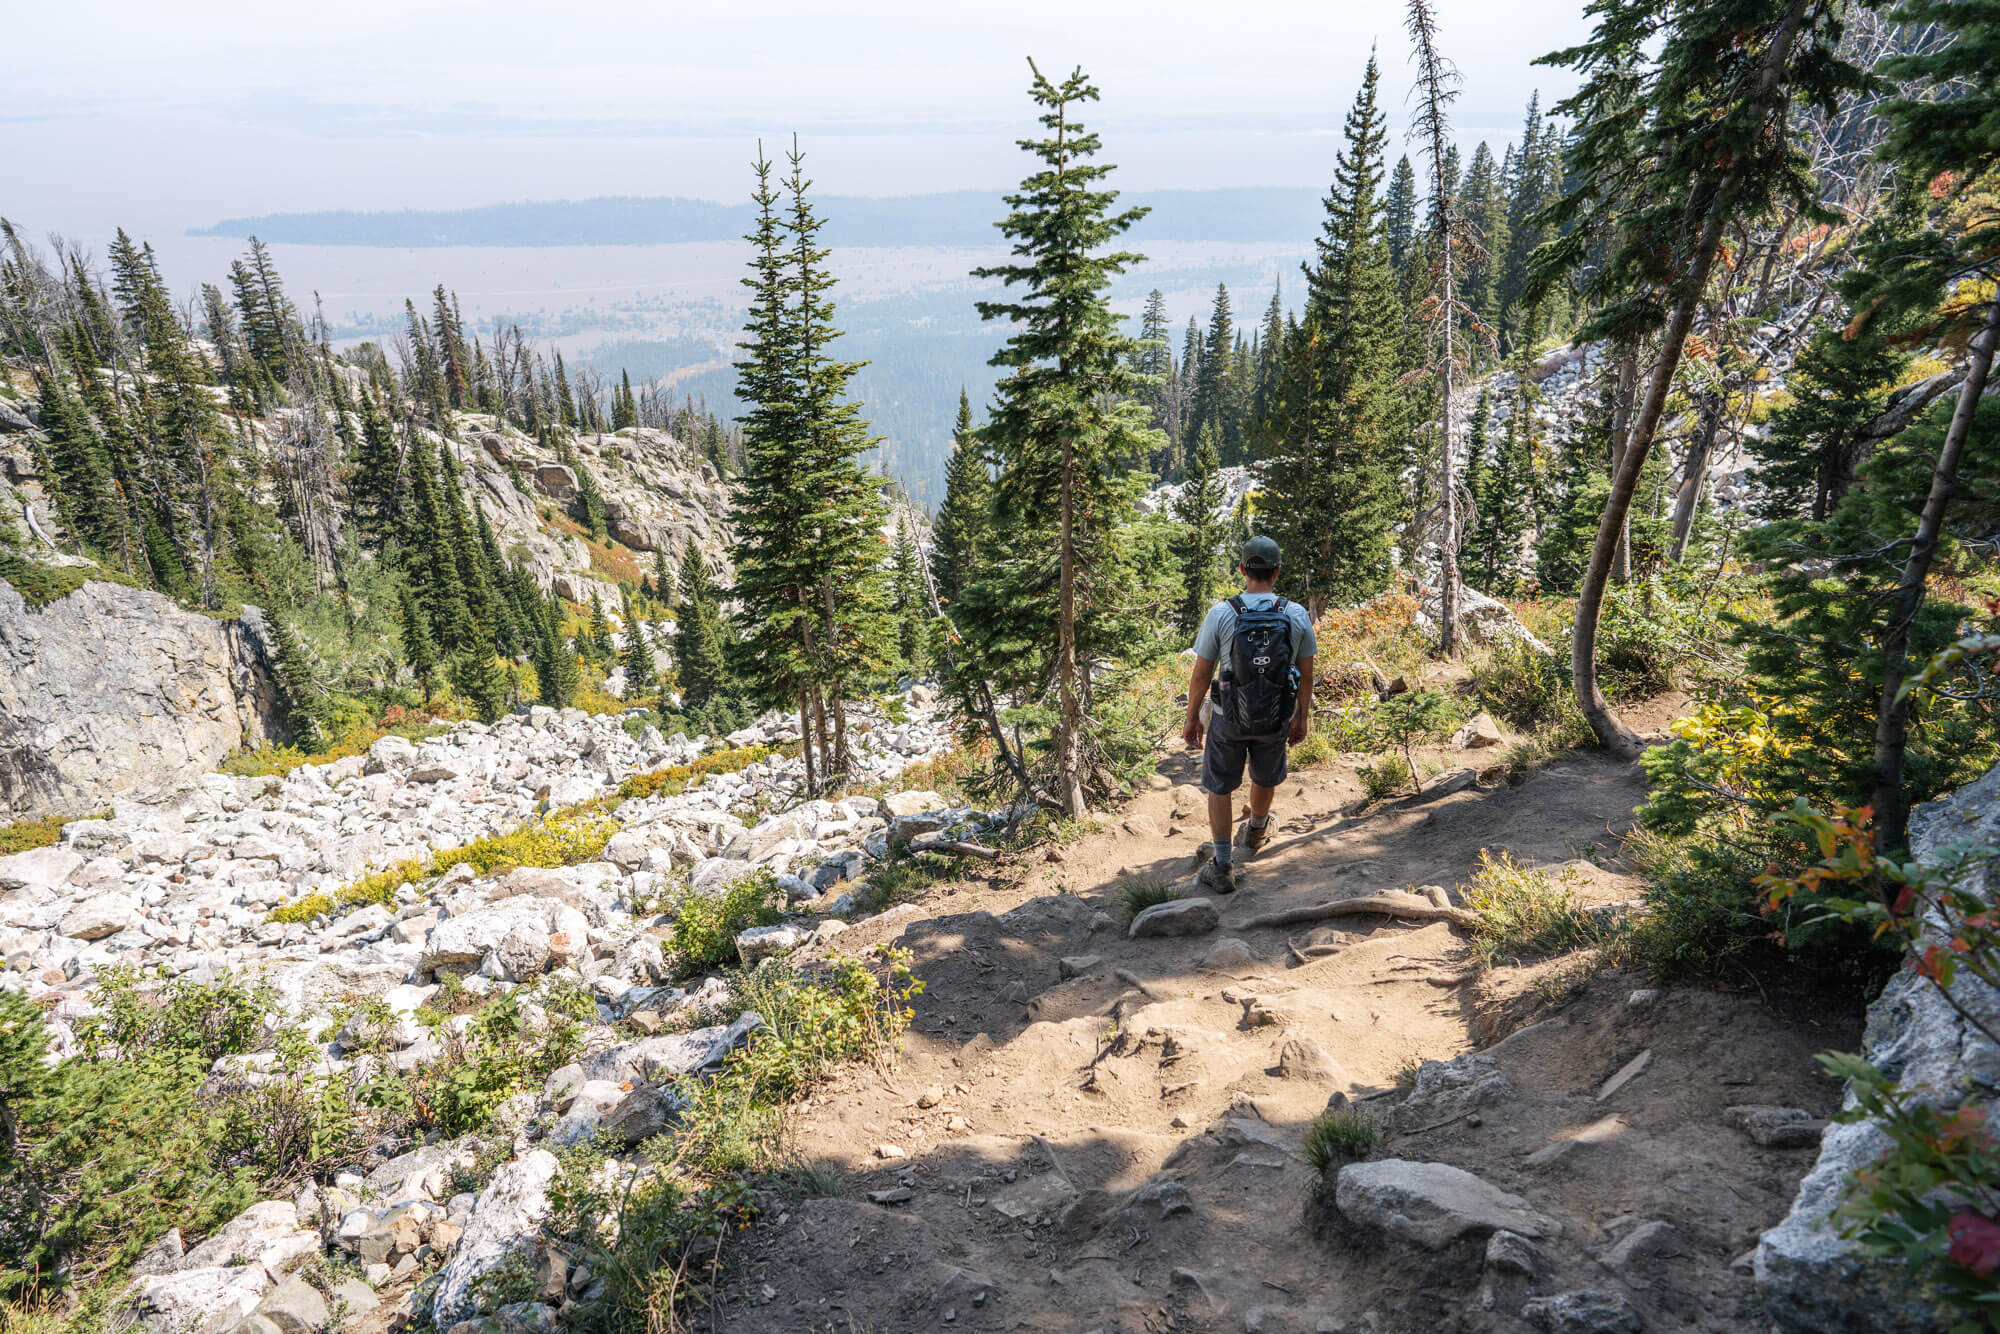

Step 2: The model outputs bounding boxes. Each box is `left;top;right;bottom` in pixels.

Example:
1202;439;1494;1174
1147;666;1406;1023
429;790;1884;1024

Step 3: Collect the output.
1192;592;1316;665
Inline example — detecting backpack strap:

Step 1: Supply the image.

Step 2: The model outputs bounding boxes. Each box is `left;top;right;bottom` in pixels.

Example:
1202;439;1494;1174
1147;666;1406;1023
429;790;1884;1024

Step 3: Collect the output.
1228;595;1246;616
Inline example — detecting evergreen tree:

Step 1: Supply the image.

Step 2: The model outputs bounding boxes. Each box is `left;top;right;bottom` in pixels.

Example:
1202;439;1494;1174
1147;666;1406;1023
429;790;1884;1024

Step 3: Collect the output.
396;581;440;699
1471;380;1536;592
890;519;928;672
1262;53;1400;617
620;586;656;693
965;61;1162;815
450;644;509;723
266;613;328;746
652;548;677;614
1188;284;1243;463
675;545;729;706
1171;426;1226;633
587;590;615;664
1384;156;1420;277
1131;288;1178;470
1459;143;1510;335
1748;301;1911;523
930;388;990;605
532;595;578;708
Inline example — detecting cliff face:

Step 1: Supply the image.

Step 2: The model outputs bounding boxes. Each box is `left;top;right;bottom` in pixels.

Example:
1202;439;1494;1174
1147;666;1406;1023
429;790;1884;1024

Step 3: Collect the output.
0;578;279;820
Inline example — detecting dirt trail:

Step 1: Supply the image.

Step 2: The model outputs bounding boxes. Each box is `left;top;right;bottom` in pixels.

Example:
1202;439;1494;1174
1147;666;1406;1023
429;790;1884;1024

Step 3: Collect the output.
716;720;1856;1334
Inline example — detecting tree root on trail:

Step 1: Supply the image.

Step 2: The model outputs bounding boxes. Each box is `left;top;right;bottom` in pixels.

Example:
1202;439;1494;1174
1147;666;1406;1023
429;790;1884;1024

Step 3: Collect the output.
907;836;1003;859
1234;893;1481;932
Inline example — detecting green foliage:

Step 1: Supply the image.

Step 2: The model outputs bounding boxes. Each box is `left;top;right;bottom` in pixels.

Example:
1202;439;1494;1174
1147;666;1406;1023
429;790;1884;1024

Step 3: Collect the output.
1118;875;1179;922
1753;803;2000;1329
1302;1106;1380;1175
0;813;89;856
1461;851;1620;967
1171;428;1226;633
82;967;270;1062
669;871;783;973
1472;639;1589;742
418;992;584;1136
1359;755;1414;802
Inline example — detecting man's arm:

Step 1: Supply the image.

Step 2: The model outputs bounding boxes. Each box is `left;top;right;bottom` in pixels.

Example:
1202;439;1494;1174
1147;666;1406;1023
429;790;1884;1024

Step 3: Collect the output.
1185;656;1216;749
1288;653;1315;744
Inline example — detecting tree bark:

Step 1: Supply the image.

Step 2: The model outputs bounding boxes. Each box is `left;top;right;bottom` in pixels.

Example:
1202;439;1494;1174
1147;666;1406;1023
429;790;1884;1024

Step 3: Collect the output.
1609;344;1638;583
1668;390;1725;562
1057;430;1087;816
1870;294;1999;853
1573;0;1815;759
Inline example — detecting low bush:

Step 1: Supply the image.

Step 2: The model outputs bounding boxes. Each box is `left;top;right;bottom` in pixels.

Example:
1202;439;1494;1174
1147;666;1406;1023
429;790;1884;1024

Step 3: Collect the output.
0;814;79;857
416;991;585;1136
1359;755;1414;802
1461;851;1619;968
670;871;783;974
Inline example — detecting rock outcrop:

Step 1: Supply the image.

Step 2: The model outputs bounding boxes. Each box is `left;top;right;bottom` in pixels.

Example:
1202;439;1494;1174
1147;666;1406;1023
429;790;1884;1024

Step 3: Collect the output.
0;578;278;819
1755;760;2000;1332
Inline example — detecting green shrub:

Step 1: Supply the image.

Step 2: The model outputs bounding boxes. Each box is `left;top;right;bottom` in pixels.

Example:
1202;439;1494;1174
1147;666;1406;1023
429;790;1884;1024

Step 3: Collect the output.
1359;755;1414;802
670;871;783;973
1303;1106;1380;1175
0;815;71;857
1472;639;1586;740
1461;851;1619;967
416;992;584;1136
82;968;271;1063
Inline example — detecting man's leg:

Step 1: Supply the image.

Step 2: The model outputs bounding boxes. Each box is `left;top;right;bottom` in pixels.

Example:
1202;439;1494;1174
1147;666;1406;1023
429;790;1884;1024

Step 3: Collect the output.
1247;782;1277;822
1207;791;1233;848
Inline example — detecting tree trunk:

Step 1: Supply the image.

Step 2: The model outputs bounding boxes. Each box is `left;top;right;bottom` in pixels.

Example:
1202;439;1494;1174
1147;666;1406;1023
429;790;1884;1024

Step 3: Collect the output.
1668;390;1725;562
1870;294;1999;853
1437;206;1462;659
1609;344;1639;584
1573;0;1814;759
798;693;818;796
1057;432;1087;816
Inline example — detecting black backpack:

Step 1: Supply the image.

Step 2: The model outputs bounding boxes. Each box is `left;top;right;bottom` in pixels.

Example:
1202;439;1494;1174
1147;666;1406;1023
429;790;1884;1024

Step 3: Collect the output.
1215;595;1299;736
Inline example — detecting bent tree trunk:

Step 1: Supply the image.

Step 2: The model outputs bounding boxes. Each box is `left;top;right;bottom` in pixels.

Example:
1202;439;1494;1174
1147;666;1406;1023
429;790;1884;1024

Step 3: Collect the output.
1609;344;1638;584
1870;294;2000;853
1573;0;1813;759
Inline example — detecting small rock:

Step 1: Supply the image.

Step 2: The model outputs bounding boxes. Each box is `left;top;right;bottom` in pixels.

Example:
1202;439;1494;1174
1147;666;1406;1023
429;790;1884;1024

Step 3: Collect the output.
1595;1050;1652;1101
1723;1104;1826;1149
1199;937;1254;971
1129;898;1220;939
1451;712;1504;749
917;1086;943;1109
1334;1160;1559;1250
867;1187;914;1205
1626;989;1661;1007
1602;1220;1684;1277
875;1143;907;1160
1520;1290;1642;1334
1485;1229;1540;1277
1277;1036;1339;1081
1058;955;1103;979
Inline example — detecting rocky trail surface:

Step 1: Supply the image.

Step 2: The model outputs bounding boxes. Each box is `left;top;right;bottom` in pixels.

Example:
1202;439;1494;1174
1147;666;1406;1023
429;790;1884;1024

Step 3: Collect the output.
712;732;1860;1334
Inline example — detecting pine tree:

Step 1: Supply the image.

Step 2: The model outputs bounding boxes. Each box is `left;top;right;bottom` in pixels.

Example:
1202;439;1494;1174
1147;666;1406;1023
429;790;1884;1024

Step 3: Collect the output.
675;545;729;707
1171;426;1226;633
930;389;990;606
450;644;509;723
587;590;615;664
965;60;1162;815
1471;380;1536;592
1188;284;1243;463
1384;156;1420;277
620;586;656;693
396;581;440;699
1459;143;1509;335
433;285;468;410
266;613;328;746
891;519;927;672
1262;53;1400;617
1131;288;1177;471
652;548;677;614
351;387;402;549
531;595;578;708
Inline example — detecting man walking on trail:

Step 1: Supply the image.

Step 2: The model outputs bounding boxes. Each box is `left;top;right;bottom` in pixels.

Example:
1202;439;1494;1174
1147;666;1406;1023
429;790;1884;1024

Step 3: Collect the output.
1181;535;1316;894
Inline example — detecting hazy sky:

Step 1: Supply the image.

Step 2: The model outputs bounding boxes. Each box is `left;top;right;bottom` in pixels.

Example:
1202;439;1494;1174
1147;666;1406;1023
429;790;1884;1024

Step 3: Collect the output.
5;0;1591;240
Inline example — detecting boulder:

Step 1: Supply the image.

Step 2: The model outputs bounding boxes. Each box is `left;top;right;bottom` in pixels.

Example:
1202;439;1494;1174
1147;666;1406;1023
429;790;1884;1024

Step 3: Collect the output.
179;1200;317;1272
0;844;81;891
1128;898;1219;939
59;893;139;940
0;580;277;820
1451;711;1505;749
1334;1160;1559;1250
880;790;946;818
1725;1105;1825;1149
432;1150;560;1327
735;923;805;966
134;1265;272;1333
421;899;587;976
1521;1291;1642;1334
250;1277;329;1334
532;464;578;500
1755;761;2000;1334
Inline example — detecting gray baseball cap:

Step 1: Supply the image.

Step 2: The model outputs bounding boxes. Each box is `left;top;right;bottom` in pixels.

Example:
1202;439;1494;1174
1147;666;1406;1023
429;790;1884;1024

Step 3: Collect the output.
1242;535;1281;572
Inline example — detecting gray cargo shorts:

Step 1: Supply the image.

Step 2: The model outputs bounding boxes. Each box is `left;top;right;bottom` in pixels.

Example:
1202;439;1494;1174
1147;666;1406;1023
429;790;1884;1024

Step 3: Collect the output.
1200;702;1288;795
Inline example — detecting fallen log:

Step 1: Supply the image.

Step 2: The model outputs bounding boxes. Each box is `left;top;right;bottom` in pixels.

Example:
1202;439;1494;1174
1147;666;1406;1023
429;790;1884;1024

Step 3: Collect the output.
1235;893;1480;932
907;836;1003;860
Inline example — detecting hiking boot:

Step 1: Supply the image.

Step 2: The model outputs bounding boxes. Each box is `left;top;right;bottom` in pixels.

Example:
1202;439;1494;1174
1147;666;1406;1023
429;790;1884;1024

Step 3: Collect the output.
1241;817;1273;857
1196;860;1237;895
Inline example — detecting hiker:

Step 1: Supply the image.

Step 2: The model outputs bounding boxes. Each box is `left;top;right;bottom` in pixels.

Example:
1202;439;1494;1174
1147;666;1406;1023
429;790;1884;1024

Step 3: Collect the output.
1181;535;1316;894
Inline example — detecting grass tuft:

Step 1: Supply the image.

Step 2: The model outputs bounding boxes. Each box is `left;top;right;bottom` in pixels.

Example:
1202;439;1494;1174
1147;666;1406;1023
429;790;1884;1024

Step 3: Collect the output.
1461;849;1621;967
1118;875;1179;922
1302;1106;1381;1174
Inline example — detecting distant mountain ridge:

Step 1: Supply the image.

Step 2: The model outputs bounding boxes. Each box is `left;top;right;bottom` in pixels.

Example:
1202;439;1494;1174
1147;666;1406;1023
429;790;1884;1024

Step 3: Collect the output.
190;188;1324;248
